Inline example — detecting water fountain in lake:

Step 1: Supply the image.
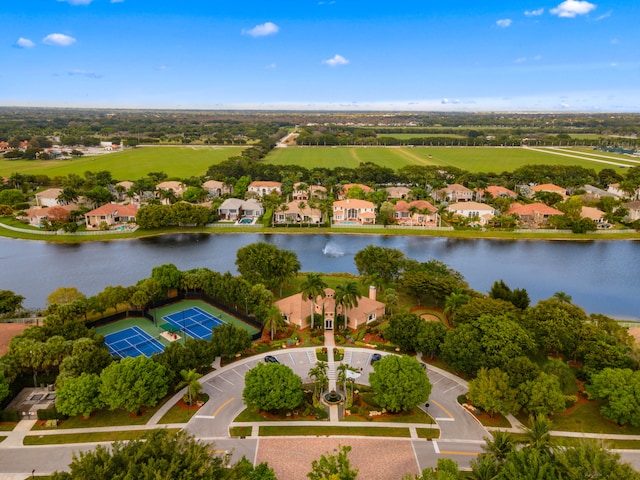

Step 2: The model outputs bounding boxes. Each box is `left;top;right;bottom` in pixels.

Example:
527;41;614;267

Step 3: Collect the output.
322;240;345;257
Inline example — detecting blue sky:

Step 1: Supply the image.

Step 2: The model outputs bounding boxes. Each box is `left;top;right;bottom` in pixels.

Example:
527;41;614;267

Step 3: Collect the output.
3;0;639;111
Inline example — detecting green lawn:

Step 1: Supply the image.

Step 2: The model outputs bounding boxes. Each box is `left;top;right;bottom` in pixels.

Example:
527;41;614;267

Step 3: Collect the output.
259;425;411;437
23;428;180;445
376;133;466;139
266;146;616;173
157;394;209;424
550;399;640;436
0;146;243;179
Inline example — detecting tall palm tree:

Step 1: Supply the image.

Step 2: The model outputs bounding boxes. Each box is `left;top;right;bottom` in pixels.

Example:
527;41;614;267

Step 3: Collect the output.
443;287;470;325
482;431;515;463
337;363;359;404
552;291;572;304
300;273;328;329
263;306;285;341
522;415;554;453
308;361;329;399
335;280;362;330
177;368;203;406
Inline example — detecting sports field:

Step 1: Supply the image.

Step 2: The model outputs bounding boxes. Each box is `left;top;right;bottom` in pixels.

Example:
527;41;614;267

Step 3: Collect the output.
266;146;638;173
0;146;243;179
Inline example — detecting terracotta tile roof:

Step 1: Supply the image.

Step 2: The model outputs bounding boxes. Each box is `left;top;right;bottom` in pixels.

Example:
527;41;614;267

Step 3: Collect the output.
394;200;436;213
249;181;282;188
85;203;138;217
531;183;566;193
442;183;472;193
333;199;376;209
580;206;605;221
35;188;63;199
448;201;495;212
484;185;517;197
507;202;563;216
340;183;373;193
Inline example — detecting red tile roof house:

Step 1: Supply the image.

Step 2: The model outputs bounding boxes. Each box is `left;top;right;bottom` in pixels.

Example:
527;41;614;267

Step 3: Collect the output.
155;181;187;204
332;199;377;225
337;183;373;200
292;183;327;201
507;202;563;227
203;180;233;198
447;201;496;226
530;183;568;199
275;286;385;330
393;200;438;226
476;185;518;201
19;204;77;227
247;181;282;197
580;206;606;224
434;183;473;203
85;203;139;230
273;201;324;225
35;188;64;207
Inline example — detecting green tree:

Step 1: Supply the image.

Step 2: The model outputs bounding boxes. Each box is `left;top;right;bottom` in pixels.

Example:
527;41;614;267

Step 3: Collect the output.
0;290;24;315
51;430;230;480
55;373;104;419
369;355;432;413
307;444;358;480
308;361;329;400
334;280;362;329
182;186;208;203
354;245;406;287
300;273;328;329
236;242;301;294
243;362;303;412
0;372;10;405
586;368;640;426
210;323;252;357
468;368;514;417
518;372;576;416
151;263;182;294
404;458;462;480
443;287;470;325
385;313;424;353
99;356;169;415
176;368;202;405
47;287;85;307
555;443;640;479
262;306;285;342
524;298;587;357
416;321;448;359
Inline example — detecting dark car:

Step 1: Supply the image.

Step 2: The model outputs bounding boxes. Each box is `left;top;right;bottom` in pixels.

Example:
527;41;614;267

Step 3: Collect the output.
370;353;382;365
264;355;279;364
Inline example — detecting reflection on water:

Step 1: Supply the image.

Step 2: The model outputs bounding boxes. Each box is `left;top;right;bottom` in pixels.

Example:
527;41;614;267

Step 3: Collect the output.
0;234;638;320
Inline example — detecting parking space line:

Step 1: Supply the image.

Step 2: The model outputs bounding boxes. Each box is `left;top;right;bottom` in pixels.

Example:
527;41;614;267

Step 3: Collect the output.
289;353;295;365
219;376;234;385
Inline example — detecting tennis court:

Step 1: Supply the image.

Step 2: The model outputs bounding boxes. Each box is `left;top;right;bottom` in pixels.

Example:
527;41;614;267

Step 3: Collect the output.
104;326;165;358
162;306;226;340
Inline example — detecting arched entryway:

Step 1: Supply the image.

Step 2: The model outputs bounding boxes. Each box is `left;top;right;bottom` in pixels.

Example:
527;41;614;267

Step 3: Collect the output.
324;317;333;330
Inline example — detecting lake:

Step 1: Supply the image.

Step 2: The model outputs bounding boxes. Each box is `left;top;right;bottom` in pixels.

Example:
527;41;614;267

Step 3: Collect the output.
1;234;638;320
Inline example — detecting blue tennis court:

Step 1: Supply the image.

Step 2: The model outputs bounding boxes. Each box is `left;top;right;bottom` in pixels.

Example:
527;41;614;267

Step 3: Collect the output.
104;326;165;358
163;306;225;340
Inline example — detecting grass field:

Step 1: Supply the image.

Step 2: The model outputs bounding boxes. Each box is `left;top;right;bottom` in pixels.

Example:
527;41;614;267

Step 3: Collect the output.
0;146;243;179
266;146;628;173
375;133;466;139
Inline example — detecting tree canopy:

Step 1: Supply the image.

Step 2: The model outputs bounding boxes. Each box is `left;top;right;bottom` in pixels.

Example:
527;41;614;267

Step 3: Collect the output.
369;355;432;413
243;362;303;412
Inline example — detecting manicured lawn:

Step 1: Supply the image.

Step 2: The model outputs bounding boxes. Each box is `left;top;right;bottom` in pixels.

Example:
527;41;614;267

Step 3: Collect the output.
0;423;17;432
550;399;640;435
265;146;613;173
259;425;411;437
230;426;252;437
158;394;209;424
343;407;435;424
23;428;180;445
416;428;440;439
0;146;243;179
32;399;169;430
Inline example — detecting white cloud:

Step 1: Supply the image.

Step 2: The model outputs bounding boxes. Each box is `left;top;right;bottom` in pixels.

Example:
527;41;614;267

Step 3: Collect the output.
57;0;93;4
441;98;461;105
525;8;545;16
323;54;349;67
43;33;77;46
595;11;611;21
68;69;101;79
550;0;596;18
241;22;279;37
15;37;35;49
496;18;512;28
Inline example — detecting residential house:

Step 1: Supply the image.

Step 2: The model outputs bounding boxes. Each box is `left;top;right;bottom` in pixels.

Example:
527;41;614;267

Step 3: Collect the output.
275;286;385;330
393;200;438;226
385;186;412;200
35;188;63;207
530;183;568;199
447;201;495;226
85;203;138;230
476;185;518;201
507;202;563;227
623;201;640;222
582;184;620;200
332;199;376;225
19;204;77;227
337;183;373;200
203;180;233;198
580;206;606;224
292;183;327;201
434;183;473;203
0;142;10;152
156;181;187;204
114;181;134;202
609;183;640;200
273;201;323;225
247;181;282;198
217;198;264;221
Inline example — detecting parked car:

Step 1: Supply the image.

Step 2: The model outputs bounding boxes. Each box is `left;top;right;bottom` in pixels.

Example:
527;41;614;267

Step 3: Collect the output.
264;355;279;363
370;353;382;365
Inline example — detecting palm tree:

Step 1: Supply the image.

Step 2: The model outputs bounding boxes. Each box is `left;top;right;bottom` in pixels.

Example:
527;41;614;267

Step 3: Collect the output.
552;291;572;304
308;361;328;399
263;306;285;341
443;287;470;325
337;363;359;404
482;431;515;463
300;273;328;329
177;368;203;406
522;415;553;453
335;280;362;329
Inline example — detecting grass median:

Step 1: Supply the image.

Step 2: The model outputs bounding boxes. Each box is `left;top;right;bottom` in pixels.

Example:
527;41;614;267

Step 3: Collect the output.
23;428;181;445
